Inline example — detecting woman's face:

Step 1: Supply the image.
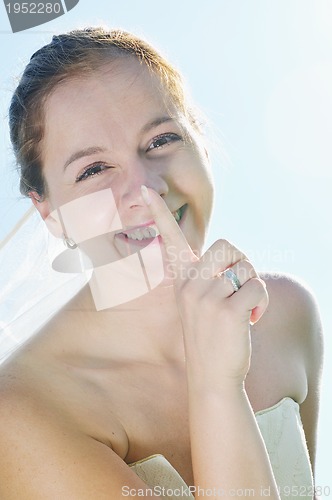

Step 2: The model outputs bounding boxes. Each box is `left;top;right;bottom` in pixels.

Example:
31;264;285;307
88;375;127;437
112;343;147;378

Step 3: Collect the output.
38;58;214;261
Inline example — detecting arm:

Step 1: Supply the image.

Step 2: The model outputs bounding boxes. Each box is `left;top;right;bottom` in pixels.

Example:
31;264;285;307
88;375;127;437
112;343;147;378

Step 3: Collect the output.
187;384;279;498
143;187;280;499
0;387;160;499
182;254;279;499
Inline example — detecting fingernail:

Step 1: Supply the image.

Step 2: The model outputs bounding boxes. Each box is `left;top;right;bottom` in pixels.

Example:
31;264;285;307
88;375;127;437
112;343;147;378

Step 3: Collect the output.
141;185;151;206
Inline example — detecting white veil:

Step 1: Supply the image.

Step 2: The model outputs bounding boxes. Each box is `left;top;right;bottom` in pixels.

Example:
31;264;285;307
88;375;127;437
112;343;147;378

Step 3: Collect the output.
0;207;88;364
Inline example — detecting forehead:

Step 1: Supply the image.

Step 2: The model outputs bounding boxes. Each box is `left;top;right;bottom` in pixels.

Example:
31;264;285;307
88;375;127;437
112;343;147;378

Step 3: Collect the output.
42;58;178;163
44;58;174;128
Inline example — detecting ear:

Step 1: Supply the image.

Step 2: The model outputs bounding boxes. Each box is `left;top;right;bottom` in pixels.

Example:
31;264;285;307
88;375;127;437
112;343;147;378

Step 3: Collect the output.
29;191;63;238
30;191;51;220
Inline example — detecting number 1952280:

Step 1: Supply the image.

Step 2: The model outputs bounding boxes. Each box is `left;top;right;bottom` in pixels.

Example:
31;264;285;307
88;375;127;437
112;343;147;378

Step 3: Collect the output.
6;3;62;14
278;485;331;497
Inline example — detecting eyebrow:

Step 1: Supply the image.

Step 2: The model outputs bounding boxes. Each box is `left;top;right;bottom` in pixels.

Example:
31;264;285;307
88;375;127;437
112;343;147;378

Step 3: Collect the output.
63;116;174;171
141;116;174;134
63;146;106;171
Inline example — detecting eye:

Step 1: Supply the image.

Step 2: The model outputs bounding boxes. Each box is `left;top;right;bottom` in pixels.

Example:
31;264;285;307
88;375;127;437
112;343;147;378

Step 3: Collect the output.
76;162;112;182
147;133;182;152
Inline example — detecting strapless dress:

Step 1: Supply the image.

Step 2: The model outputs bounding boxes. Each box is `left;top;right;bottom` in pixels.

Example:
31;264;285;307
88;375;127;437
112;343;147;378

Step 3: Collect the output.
129;398;314;499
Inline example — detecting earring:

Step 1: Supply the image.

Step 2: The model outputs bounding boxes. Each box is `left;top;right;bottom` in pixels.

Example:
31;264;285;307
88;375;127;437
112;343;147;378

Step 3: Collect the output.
63;234;77;250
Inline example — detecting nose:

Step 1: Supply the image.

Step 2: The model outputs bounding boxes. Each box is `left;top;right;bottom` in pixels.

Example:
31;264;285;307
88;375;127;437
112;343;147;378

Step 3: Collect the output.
120;159;168;211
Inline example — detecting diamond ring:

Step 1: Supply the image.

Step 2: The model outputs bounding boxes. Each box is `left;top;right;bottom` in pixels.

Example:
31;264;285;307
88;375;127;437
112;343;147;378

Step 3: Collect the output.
224;268;241;292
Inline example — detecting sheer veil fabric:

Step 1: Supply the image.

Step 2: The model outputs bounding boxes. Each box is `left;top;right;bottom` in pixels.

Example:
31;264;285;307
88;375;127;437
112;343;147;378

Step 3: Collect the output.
0;207;88;364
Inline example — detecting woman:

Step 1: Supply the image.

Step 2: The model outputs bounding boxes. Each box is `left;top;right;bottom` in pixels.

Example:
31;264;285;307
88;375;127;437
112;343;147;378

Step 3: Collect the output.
0;27;323;499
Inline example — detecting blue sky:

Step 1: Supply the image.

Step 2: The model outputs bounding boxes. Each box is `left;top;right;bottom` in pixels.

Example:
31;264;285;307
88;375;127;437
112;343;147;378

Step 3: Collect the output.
0;0;331;488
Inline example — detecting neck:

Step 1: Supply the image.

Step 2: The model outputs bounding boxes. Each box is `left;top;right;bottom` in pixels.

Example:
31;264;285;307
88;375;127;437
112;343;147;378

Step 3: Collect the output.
53;281;185;367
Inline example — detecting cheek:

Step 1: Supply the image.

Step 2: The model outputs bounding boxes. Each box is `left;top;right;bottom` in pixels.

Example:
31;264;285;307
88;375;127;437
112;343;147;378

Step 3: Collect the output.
48;188;123;243
192;150;215;214
174;149;214;207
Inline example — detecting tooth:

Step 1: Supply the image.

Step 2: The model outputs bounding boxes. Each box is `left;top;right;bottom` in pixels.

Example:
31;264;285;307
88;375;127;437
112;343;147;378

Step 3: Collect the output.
136;229;144;240
121;210;182;240
148;224;159;237
143;228;151;238
124;223;161;240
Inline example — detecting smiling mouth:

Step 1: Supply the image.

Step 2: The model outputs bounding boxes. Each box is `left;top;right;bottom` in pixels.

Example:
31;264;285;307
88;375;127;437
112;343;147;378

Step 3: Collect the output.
117;205;187;241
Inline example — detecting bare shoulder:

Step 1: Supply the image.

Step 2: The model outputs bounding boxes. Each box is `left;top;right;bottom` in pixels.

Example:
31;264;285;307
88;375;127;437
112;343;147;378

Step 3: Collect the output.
258;271;323;347
257;271;324;378
0;352;129;450
0;358;153;499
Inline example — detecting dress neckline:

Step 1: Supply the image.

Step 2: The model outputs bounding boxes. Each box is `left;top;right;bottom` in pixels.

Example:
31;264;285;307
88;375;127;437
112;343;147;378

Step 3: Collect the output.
254;396;298;416
128;397;298;467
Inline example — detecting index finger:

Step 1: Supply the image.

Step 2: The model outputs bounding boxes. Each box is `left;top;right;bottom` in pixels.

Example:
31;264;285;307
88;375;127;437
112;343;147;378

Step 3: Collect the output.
140;185;197;269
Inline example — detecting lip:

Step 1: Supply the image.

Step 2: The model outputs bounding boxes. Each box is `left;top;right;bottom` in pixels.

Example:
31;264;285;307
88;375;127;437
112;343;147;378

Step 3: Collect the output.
113;204;187;255
114;232;162;249
116;204;187;237
115;219;156;236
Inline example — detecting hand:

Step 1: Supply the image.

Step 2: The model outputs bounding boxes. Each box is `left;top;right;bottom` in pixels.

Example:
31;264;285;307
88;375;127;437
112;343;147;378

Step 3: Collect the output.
141;186;269;387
